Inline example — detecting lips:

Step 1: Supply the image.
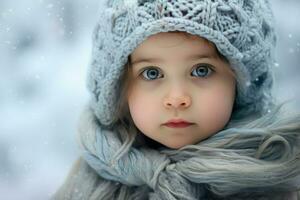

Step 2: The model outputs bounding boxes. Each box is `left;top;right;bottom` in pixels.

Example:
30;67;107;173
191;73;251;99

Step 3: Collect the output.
163;119;194;128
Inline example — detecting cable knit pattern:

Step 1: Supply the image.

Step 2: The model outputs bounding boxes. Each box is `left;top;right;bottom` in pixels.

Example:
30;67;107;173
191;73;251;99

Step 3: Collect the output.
87;0;276;125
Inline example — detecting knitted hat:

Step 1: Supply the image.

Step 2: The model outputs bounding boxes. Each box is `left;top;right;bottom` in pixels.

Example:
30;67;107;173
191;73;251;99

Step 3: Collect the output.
87;0;277;126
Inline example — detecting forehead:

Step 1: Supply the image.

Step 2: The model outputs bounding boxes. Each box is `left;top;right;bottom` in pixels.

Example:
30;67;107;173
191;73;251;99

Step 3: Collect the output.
131;32;217;58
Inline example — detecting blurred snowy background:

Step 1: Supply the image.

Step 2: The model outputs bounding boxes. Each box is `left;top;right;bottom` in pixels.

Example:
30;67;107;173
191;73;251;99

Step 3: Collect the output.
0;0;299;199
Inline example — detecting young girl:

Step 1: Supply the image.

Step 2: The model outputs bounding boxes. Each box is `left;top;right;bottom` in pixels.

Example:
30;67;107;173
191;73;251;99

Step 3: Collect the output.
52;0;300;199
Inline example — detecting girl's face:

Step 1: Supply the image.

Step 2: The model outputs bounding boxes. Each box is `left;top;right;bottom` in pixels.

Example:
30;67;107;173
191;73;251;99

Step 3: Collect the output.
127;32;236;149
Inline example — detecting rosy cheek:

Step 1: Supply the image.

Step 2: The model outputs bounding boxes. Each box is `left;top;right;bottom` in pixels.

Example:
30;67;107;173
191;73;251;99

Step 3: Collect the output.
200;91;234;129
128;91;155;130
130;101;145;121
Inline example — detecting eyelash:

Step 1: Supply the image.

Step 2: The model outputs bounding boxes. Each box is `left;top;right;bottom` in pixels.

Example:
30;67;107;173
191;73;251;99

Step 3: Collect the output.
139;63;215;81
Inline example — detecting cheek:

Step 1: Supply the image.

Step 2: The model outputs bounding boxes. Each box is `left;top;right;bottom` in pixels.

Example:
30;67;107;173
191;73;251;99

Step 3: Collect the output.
127;88;159;131
200;84;235;128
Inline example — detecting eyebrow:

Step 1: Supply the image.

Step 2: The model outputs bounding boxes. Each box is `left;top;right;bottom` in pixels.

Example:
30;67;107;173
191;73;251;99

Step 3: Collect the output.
131;53;217;66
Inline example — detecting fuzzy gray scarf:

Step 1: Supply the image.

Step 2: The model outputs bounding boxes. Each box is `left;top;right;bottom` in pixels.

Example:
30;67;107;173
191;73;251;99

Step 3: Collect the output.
52;104;300;200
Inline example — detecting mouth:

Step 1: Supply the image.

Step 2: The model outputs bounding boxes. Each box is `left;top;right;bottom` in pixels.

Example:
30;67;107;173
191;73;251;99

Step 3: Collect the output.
163;119;194;128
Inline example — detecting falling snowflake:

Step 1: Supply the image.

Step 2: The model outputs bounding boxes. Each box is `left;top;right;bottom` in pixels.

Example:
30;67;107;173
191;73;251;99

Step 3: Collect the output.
289;48;295;54
35;74;41;80
47;4;54;9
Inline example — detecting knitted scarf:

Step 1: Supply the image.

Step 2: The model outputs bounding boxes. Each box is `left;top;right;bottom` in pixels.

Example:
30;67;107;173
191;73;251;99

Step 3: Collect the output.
52;103;300;200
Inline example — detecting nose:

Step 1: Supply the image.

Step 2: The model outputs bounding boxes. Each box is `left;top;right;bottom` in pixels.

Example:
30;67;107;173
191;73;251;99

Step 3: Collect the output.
163;93;191;109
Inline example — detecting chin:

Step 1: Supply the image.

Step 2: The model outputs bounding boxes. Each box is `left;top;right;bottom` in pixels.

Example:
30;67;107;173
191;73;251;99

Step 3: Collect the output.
164;142;189;149
164;138;203;149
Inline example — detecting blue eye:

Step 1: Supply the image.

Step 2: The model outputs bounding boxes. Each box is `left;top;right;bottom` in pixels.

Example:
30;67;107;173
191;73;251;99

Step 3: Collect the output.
141;67;163;80
191;64;214;78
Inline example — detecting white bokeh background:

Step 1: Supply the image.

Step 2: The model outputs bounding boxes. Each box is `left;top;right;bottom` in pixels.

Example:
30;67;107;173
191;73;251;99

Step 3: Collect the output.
0;0;299;199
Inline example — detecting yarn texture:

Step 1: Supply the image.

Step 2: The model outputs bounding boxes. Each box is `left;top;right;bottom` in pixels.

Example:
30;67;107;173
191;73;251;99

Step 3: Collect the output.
51;0;300;199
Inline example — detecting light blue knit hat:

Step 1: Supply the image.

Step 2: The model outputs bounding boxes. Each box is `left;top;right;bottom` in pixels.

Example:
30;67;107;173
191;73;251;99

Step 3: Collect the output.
87;0;277;126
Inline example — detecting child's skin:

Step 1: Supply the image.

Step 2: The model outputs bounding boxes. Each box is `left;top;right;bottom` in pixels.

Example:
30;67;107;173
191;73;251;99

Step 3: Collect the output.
127;32;236;149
